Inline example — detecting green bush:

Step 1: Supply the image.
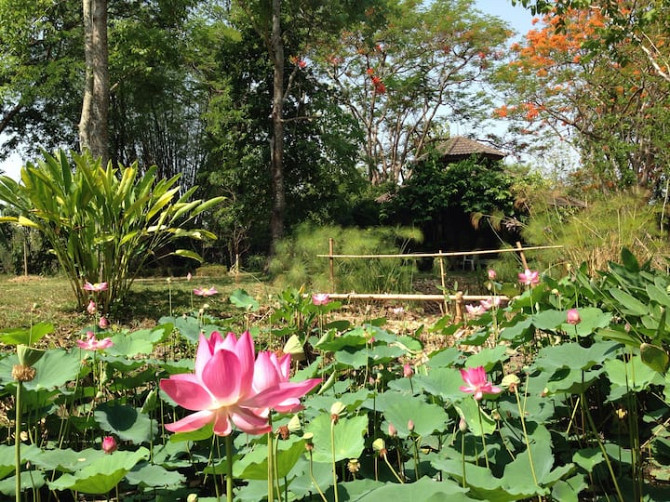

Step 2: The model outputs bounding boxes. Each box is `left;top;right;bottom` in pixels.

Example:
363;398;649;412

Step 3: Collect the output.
0;150;224;310
269;224;422;293
522;190;668;274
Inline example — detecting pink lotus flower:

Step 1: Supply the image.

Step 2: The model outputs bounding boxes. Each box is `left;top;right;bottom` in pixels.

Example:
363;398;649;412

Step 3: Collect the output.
160;331;321;436
518;269;540;287
86;300;97;315
102;436;117;454
566;308;581;325
193;287;218;297
312;293;330;306
459;366;502;401
487;269;497;280
83;281;108;292
466;304;485;317
77;331;114;351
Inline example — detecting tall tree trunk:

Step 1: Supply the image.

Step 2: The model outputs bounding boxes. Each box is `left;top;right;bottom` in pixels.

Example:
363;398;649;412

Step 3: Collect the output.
79;0;109;166
269;0;285;254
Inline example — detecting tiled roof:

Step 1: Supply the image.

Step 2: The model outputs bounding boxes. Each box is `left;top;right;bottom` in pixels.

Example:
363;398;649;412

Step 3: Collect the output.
436;136;506;159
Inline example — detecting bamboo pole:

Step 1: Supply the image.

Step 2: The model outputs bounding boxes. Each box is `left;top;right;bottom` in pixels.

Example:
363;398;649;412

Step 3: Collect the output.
516;242;529;270
322;293;509;302
329;238;335;293
438;249;448;314
316;245;562;260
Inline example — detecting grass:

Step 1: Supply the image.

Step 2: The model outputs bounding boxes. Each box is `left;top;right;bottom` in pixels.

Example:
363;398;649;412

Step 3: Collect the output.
0;273;277;343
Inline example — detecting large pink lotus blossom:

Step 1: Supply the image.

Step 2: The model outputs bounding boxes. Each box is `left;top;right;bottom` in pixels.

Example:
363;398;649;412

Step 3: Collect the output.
160;331;321;436
83;281;108;292
459;366;502;401
193;287;218;297
77;331;113;351
312;293;330;306
518;269;540;287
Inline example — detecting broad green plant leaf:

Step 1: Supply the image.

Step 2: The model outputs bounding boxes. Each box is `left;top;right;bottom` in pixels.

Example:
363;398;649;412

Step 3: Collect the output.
382;395;449;438
0;322;53;345
49;448;149;494
94;402;157;444
229;289;259;311
231;436;305;480
640;343;669;374
304;413;368;463
125;462;185;488
608;288;649;316
456;398;496;436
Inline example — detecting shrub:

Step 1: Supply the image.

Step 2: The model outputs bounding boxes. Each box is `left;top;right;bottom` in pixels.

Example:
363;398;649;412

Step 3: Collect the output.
0;150;224;310
269;223;422;293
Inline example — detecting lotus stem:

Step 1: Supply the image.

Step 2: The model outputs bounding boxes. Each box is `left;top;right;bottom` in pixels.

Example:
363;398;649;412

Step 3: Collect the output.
382;452;404;484
15;381;22;502
225;434;234;502
476;405;490;469
514;388;538;487
308;449;328;502
330;419;339;502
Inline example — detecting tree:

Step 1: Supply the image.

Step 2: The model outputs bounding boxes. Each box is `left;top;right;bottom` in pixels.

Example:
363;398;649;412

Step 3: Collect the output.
196;20;364;262
0;0;83;158
496;1;670;191
313;0;511;184
79;0;109;164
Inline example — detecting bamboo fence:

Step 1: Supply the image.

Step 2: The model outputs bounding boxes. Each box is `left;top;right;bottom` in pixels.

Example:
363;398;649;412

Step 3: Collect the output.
317;241;563;319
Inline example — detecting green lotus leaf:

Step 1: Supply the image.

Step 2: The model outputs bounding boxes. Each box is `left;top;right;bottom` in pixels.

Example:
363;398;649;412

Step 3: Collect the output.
125;462;185;488
382;396;449;438
94;402;157;444
49;448;149;494
304;413;368;463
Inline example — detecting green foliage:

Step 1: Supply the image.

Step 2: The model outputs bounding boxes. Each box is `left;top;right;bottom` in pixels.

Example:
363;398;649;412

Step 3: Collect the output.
522;189;668;274
0;150;224;310
269;224;422;293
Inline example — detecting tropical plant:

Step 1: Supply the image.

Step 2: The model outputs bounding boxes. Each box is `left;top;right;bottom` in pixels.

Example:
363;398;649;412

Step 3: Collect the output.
0;150;223;311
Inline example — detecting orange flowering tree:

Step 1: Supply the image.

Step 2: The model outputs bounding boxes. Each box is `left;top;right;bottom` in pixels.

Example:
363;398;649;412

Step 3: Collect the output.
499;1;670;191
313;0;511;185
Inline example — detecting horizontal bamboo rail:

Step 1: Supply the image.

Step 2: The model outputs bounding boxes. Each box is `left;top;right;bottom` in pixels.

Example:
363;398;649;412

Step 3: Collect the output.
326;293;508;302
317;244;562;259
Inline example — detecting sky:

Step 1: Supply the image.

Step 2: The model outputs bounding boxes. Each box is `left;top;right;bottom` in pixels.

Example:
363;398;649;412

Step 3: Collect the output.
0;1;535;182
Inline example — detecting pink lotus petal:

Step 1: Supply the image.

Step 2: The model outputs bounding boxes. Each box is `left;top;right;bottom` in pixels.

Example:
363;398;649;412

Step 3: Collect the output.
195;333;216;377
212;411;233;436
230;408;271;435
160;377;215;411
201;350;243;405
246;379;321;409
165;410;214;433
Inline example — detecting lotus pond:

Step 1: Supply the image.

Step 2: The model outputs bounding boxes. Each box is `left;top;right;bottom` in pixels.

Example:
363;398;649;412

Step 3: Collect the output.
2;250;670;501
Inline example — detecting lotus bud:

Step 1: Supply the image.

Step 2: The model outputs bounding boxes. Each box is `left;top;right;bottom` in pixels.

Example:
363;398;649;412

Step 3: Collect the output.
87;300;96;315
388;423;397;437
187;494;198;502
186;272;192;282
166;277;172;284
98;316;109;330
566;308;581;325
407;419;415;432
102;436;117;454
487;269;496;280
458;418;467;432
303;432;314;451
403;363;414;378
